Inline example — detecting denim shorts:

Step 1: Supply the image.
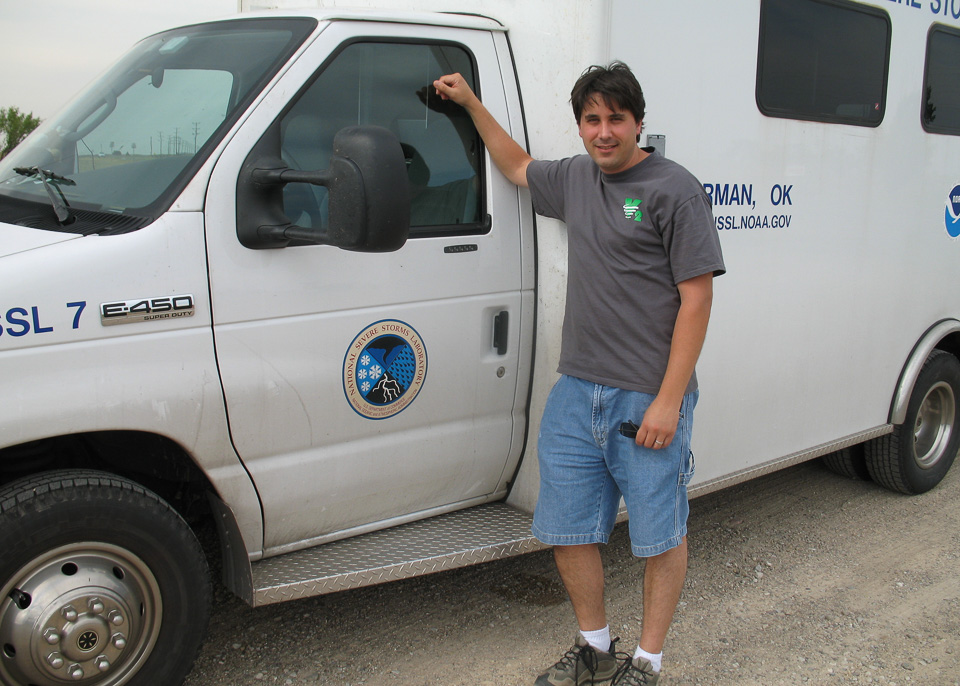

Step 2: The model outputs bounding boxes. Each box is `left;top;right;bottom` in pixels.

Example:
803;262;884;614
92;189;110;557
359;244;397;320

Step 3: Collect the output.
531;375;698;557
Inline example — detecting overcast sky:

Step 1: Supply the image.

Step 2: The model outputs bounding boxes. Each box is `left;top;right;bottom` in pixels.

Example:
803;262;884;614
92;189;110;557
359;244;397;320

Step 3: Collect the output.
1;0;239;120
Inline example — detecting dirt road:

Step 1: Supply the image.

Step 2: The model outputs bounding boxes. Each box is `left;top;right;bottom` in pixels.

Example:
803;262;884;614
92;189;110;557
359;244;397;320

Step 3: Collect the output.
184;459;960;685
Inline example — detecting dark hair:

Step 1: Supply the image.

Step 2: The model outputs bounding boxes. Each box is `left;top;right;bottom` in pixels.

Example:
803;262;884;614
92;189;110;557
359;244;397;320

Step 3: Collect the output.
570;61;646;141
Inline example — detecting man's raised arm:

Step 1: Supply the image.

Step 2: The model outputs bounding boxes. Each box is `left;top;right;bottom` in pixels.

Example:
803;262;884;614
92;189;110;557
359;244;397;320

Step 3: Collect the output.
433;73;533;188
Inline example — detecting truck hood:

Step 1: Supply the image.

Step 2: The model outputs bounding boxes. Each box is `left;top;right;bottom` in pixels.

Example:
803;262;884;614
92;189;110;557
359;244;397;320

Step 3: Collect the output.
0;223;81;259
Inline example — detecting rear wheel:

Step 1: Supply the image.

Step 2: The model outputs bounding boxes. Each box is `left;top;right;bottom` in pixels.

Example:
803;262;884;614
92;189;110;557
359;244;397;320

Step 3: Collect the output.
821;444;870;480
0;470;210;686
865;350;960;494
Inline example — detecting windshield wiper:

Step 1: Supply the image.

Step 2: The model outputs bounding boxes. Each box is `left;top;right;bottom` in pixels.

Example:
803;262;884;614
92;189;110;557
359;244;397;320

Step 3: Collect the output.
14;166;76;225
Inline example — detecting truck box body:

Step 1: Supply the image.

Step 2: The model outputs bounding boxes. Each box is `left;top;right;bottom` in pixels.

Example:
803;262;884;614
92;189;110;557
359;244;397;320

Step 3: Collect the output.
2;1;959;683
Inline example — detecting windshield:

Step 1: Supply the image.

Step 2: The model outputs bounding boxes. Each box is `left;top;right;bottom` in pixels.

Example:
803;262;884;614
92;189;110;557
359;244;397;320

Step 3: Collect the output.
0;17;316;234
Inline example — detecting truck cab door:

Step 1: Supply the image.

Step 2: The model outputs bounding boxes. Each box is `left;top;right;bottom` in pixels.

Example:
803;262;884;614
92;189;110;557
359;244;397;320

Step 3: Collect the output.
204;21;533;554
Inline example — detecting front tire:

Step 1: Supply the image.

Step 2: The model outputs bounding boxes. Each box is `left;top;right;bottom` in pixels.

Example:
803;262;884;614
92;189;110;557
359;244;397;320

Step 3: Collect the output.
865;350;960;494
0;470;211;686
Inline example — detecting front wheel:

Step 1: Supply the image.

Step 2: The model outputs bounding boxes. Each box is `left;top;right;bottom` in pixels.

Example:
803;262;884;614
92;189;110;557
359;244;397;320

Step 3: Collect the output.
0;470;211;686
865;350;960;494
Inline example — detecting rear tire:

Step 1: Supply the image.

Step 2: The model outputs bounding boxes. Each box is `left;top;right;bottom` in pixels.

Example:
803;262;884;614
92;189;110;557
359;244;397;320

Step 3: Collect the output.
865;350;960;494
821;444;870;480
0;470;211;686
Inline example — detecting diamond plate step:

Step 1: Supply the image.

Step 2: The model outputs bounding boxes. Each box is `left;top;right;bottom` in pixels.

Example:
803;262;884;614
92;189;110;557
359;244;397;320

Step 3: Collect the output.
250;502;543;605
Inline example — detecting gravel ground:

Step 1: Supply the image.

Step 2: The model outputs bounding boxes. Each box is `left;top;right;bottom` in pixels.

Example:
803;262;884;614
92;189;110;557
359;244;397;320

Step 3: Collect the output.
184;457;960;685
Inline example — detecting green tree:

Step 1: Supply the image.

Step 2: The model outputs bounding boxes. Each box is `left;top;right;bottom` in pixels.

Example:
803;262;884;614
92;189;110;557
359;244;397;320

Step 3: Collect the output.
0;106;42;160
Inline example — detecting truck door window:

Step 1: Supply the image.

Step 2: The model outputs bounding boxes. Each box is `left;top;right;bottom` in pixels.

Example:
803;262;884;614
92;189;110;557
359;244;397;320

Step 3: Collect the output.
280;41;484;237
756;0;890;127
922;24;960;135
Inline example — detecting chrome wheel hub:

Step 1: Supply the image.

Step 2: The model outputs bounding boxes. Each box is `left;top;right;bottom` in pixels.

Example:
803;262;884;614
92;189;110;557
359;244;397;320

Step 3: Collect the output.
914;380;956;469
1;543;162;685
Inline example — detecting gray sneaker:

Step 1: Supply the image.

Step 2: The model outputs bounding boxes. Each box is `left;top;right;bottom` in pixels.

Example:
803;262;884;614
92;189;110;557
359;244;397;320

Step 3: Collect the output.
610;655;659;685
534;635;618;685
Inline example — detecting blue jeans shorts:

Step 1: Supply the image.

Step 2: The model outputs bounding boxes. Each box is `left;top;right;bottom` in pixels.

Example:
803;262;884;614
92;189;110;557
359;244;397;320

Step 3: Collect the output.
531;375;698;558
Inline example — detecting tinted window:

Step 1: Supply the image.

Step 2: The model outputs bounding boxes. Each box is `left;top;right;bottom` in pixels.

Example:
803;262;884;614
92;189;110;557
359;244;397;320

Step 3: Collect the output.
280;41;483;236
757;0;890;126
923;25;960;135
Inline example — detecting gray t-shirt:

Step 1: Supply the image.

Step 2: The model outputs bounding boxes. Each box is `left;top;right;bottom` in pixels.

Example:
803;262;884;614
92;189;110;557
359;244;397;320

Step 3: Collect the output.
527;150;725;394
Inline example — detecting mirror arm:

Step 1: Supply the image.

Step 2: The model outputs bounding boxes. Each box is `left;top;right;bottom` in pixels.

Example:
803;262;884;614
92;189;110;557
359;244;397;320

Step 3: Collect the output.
237;125;407;251
247;165;349;245
250;167;334;188
239;163;338;248
257;222;333;245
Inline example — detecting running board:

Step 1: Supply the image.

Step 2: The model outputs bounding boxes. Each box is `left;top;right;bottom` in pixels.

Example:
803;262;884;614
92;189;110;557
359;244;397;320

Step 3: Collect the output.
249;503;543;606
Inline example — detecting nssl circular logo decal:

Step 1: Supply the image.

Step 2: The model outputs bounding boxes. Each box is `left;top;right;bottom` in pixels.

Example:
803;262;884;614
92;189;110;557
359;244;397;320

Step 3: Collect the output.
946;185;960;238
343;320;427;419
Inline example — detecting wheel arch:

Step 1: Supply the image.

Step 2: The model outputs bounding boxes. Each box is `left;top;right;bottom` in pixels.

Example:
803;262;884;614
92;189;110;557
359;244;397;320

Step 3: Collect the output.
891;319;960;425
0;431;254;604
0;431;212;517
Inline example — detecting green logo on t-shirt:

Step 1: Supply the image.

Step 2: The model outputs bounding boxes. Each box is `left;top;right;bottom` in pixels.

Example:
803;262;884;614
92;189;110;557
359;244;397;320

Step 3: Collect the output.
623;198;643;223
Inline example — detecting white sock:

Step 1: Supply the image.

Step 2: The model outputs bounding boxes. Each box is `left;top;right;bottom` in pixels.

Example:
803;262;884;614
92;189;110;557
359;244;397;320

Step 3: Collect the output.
580;625;612;653
634;646;662;672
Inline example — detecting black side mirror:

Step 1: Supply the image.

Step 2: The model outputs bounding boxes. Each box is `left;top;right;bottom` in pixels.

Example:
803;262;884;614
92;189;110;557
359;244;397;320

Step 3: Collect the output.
237;125;410;251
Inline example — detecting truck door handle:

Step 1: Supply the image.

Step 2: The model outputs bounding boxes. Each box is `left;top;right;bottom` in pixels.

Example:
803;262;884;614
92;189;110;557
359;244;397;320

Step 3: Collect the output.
493;311;509;355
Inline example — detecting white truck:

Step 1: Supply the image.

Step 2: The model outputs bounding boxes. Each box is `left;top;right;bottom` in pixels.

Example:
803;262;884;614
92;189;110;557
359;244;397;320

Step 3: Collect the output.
2;0;959;683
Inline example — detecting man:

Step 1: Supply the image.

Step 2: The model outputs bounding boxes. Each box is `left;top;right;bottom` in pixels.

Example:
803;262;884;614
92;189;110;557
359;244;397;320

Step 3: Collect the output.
434;62;724;685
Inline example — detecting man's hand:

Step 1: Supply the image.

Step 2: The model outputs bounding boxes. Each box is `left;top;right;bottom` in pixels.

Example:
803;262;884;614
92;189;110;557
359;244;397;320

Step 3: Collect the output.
433;73;477;107
635;396;680;450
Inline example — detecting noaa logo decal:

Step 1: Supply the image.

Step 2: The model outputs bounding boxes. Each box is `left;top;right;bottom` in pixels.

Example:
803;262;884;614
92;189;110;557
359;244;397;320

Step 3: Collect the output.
946;185;960;238
343;320;427;419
